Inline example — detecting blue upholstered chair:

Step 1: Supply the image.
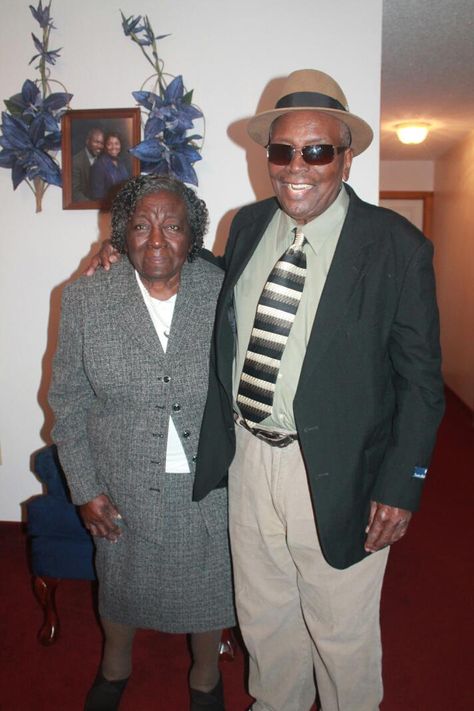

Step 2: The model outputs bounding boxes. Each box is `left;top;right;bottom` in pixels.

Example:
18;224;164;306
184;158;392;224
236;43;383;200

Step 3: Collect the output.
27;444;95;645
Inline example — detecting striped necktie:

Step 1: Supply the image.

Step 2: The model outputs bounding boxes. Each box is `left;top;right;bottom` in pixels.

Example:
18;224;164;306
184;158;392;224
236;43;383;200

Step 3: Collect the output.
237;227;307;427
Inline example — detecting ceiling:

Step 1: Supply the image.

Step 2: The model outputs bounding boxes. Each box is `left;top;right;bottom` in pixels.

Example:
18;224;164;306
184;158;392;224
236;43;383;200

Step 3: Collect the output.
380;0;474;160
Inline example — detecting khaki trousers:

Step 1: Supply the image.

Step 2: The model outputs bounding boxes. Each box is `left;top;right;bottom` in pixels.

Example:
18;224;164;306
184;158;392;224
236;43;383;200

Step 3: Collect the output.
229;425;389;711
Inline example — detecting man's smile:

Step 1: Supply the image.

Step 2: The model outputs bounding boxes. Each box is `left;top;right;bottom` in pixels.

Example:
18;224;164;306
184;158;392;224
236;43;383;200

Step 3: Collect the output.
285;183;313;191
278;182;316;198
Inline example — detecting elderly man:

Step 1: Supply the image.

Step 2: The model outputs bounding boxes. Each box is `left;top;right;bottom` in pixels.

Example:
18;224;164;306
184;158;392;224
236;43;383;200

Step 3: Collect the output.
72;127;104;202
193;69;444;711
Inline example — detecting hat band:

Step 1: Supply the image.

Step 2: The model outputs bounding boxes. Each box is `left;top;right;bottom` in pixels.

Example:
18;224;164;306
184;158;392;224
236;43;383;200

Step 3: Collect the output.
276;91;346;112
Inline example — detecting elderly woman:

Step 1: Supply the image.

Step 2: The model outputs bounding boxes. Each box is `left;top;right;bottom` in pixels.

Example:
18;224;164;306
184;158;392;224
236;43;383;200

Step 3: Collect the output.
49;175;234;711
90;131;129;200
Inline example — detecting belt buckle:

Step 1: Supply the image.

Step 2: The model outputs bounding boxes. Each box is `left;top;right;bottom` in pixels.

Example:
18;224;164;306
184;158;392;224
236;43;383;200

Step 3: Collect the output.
254;429;295;448
234;414;296;448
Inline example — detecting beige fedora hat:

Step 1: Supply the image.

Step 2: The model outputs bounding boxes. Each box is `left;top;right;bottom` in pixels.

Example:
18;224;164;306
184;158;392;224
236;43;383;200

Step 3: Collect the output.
247;69;373;156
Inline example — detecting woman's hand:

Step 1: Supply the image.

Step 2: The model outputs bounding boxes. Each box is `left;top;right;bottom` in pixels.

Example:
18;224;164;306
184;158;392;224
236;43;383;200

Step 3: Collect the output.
84;240;121;276
79;493;123;542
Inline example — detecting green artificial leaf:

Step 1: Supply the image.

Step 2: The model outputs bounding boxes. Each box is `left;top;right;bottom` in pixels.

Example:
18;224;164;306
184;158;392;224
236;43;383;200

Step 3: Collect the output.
183;90;194;105
4;100;24;116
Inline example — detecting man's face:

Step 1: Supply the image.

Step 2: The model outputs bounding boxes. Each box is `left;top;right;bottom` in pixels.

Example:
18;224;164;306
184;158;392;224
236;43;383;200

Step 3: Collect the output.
267;111;353;224
86;131;104;157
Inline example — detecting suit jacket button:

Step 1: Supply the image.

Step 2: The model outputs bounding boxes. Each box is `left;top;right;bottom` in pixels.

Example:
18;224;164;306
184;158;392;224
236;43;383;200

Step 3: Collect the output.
163;375;171;383
172;403;181;412
182;430;190;438
192;455;197;462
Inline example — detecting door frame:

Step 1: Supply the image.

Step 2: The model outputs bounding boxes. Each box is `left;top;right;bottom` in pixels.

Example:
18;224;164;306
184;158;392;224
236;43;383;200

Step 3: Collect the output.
379;191;434;238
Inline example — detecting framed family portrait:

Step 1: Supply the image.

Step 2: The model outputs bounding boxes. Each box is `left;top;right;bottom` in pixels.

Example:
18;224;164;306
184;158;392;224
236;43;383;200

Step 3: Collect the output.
61;108;141;210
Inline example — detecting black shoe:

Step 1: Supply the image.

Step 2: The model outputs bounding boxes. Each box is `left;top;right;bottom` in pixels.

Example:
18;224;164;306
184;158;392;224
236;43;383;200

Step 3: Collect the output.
84;671;129;711
190;675;225;710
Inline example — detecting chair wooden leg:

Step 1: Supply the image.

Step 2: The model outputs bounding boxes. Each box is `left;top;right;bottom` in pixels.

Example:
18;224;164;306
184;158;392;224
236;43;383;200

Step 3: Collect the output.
219;627;236;661
32;575;60;645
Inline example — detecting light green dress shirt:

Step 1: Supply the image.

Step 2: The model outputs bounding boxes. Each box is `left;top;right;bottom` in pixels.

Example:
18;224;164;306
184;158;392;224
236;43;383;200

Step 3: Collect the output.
233;186;349;431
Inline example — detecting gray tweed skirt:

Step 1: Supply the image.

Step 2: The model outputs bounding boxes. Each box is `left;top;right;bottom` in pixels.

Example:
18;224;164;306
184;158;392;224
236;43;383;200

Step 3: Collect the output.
94;472;235;633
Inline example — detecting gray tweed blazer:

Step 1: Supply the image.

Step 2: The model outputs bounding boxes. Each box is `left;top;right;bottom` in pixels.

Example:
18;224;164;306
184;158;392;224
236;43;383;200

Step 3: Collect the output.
49;256;224;541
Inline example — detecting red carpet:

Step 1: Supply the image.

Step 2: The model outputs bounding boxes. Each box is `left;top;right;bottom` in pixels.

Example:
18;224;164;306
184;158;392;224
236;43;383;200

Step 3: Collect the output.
0;389;472;710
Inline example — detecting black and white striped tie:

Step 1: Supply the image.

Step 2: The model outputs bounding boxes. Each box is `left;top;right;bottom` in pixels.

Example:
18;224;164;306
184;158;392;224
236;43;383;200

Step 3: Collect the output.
237;227;307;427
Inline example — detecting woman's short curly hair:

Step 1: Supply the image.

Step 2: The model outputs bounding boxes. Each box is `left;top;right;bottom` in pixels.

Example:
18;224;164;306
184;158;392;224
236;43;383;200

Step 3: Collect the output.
110;174;209;262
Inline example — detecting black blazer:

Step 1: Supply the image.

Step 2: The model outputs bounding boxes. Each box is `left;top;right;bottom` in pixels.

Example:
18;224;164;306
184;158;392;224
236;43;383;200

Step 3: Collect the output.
194;184;445;569
72;148;92;202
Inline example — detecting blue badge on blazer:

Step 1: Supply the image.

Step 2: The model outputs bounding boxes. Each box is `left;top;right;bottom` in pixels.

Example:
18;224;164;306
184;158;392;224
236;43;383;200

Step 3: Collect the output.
412;466;428;479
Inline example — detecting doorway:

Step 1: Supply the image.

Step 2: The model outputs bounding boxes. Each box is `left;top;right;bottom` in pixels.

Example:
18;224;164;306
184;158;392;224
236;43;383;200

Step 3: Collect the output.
379;191;433;238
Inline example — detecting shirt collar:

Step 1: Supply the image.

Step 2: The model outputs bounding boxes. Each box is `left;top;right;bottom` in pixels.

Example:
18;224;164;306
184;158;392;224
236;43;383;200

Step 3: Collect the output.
280;183;349;255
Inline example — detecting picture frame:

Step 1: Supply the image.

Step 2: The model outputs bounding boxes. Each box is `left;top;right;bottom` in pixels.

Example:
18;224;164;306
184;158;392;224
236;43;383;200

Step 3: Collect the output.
61;108;141;210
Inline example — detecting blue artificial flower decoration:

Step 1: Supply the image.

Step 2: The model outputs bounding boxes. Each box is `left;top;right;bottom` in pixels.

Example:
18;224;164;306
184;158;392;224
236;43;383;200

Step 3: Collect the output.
121;10;203;186
30;33;62;67
121;13;144;37
29;1;55;29
0;1;72;209
0;112;61;188
6;79;71;134
121;12;169;47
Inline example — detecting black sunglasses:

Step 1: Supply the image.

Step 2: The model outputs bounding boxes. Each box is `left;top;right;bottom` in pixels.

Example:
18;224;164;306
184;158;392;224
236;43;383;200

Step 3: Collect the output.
266;143;348;166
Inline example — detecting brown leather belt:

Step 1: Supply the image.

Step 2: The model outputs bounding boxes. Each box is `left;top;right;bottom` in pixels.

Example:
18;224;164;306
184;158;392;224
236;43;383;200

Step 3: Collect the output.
234;414;298;448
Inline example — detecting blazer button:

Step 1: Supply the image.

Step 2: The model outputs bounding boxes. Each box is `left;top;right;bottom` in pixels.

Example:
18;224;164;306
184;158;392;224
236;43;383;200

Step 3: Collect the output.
172;403;181;412
163;375;171;383
182;430;190;438
192;455;197;462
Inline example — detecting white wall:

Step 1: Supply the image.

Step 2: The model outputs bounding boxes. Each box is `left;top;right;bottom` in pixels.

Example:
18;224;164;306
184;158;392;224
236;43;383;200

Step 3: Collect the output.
0;0;383;520
432;130;474;410
380;160;434;191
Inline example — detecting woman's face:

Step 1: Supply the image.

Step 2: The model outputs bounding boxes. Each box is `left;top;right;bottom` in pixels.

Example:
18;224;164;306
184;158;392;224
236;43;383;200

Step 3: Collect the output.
105;136;121;158
126;191;192;287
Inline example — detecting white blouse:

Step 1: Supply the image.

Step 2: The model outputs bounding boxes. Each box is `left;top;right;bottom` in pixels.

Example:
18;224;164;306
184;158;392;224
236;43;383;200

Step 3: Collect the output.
135;271;190;473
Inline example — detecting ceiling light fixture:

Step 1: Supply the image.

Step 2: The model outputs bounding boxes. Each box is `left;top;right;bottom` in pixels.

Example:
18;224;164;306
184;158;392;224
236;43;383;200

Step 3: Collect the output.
395;122;431;145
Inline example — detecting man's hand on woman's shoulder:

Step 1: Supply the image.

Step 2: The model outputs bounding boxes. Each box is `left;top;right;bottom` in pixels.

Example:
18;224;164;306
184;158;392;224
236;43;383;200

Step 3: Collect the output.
84;240;121;276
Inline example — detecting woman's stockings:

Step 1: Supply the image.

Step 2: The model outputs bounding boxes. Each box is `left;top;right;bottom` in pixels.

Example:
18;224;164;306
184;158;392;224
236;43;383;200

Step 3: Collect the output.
100;618;136;681
99;620;222;692
189;628;222;692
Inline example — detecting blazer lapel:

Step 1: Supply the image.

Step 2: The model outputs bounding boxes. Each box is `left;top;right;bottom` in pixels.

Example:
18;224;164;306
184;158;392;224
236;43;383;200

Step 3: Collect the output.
215;199;278;390
297;186;377;390
165;260;204;359
224;200;279;292
107;259;165;360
